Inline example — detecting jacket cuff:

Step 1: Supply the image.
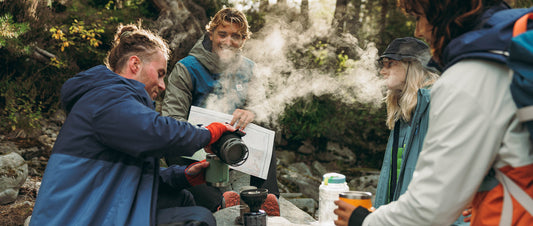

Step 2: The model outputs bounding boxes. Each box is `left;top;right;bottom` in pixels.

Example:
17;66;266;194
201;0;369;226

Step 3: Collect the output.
348;206;371;226
159;165;190;190
185;160;207;186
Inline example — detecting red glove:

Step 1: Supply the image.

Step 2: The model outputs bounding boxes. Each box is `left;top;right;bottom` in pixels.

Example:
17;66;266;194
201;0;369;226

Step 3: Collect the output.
205;122;235;145
185;159;208;186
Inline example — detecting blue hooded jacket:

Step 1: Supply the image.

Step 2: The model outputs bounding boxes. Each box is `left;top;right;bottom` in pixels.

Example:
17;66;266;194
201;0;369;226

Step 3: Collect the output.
30;65;211;225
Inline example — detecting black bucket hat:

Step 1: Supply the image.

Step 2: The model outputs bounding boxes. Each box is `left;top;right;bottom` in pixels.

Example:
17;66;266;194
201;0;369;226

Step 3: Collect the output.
379;37;432;66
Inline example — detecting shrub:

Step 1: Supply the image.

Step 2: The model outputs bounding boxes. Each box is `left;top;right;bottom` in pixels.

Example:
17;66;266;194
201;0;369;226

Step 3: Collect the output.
0;0;159;137
279;95;388;168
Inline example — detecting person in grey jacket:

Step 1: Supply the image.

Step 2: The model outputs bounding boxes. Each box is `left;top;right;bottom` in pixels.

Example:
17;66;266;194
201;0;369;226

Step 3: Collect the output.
334;1;533;226
162;8;280;213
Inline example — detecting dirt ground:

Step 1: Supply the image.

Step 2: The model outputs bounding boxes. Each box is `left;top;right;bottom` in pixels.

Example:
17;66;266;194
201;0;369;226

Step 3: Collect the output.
1;137;50;226
0;176;41;226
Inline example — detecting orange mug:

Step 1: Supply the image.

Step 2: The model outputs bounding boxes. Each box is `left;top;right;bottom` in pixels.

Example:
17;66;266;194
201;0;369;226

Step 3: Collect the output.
339;191;372;210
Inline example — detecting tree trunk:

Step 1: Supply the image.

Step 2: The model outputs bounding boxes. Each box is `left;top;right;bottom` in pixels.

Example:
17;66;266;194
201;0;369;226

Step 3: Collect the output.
116;0;123;9
152;0;209;67
332;0;348;34
378;0;389;48
301;0;309;29
345;0;362;35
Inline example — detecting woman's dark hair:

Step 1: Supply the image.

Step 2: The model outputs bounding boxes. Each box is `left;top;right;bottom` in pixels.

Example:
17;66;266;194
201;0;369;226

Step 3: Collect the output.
105;23;169;73
398;0;503;64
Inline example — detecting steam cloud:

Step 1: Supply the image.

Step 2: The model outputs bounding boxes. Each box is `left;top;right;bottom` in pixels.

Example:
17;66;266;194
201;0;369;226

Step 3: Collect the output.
204;5;385;128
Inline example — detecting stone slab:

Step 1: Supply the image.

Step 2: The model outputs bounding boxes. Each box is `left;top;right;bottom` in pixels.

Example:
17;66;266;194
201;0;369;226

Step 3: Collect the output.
214;196;318;226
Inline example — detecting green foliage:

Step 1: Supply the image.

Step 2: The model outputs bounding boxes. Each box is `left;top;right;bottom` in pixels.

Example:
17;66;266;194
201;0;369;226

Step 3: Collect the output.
336;51;349;74
288;40;351;75
91;0;159;19
0;14;31;55
279;95;388;168
510;0;533;8
245;10;267;34
280;35;388;168
49;19;104;54
49;0;160;70
199;0;232;18
103;0;147;10
0;76;43;134
0;0;160;136
378;5;417;53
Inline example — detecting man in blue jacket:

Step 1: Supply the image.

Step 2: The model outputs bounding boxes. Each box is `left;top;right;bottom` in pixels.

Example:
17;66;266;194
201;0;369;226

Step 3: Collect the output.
30;23;234;226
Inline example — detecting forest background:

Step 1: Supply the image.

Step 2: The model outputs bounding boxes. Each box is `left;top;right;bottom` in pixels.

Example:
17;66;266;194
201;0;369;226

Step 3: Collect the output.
1;0;532;170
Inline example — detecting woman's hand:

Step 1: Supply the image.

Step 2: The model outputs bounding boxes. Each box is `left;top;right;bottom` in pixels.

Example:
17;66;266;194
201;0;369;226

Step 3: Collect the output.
334;199;357;226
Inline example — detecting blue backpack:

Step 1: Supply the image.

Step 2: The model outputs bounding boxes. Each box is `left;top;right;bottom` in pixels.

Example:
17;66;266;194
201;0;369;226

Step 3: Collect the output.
486;14;533;226
508;12;533;142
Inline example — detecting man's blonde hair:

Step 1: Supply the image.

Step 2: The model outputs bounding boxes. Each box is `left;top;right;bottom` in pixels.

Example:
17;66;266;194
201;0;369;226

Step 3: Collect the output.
205;8;251;40
105;23;170;73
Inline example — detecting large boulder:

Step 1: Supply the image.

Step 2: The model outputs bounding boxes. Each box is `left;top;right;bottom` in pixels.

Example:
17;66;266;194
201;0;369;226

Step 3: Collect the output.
152;0;208;66
279;163;321;200
0;152;28;204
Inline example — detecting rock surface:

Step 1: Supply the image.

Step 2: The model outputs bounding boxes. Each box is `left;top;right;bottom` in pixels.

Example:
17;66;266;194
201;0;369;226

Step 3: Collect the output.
214;196;317;226
0;152;28;204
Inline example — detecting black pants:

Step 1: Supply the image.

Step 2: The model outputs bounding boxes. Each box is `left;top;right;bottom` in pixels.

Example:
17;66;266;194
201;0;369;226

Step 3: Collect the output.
164;151;280;212
157;185;216;225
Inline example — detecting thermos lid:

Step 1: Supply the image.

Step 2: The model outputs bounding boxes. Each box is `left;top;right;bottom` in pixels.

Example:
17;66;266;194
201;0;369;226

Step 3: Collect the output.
322;172;346;184
340;191;372;199
206;153;219;160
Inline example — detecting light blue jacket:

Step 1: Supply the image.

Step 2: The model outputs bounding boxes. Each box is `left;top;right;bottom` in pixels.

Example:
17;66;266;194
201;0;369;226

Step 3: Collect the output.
375;88;431;207
373;88;468;225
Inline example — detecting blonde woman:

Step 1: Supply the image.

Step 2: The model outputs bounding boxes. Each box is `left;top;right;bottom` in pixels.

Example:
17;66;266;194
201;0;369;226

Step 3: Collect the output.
373;37;439;210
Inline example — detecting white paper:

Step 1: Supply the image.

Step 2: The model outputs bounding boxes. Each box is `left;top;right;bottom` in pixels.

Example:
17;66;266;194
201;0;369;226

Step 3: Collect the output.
187;106;275;179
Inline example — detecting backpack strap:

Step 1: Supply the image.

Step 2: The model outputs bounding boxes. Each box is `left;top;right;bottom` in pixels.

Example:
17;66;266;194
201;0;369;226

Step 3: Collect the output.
511;12;533;124
494;168;533;226
513;13;533;37
389;120;401;202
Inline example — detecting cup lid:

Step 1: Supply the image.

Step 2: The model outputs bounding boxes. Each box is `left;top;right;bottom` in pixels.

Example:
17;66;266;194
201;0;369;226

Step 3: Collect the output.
323;172;346;184
340;191;372;199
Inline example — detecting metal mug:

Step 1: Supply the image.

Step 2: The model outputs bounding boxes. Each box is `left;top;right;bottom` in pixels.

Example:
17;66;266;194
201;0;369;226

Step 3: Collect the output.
339;191;372;210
